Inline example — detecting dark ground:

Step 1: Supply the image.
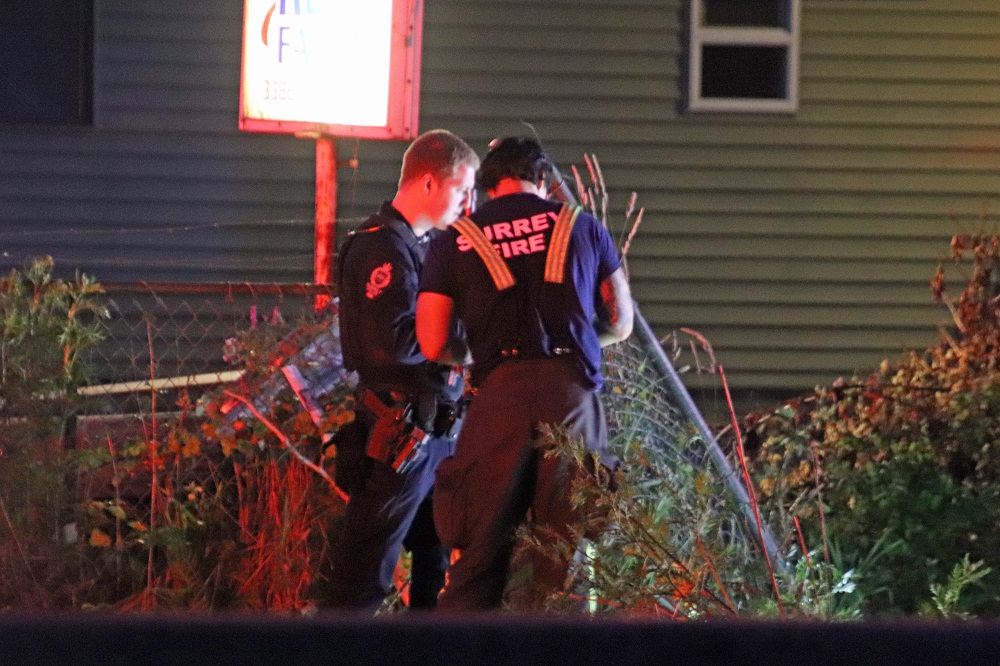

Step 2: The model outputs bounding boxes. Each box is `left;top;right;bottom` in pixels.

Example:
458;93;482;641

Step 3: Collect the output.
3;612;1000;665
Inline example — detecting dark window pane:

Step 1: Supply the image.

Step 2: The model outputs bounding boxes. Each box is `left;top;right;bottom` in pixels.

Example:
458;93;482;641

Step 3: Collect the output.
701;45;787;99
703;0;787;28
0;0;93;125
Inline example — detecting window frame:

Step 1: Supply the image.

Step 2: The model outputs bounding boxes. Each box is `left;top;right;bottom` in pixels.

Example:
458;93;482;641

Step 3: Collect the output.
687;0;801;114
0;0;94;126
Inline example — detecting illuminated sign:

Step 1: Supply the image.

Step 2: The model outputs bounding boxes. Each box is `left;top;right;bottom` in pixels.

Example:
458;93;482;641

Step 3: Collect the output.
239;0;422;139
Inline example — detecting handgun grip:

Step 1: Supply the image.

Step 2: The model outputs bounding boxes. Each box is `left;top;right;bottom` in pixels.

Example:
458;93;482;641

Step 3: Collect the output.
392;429;429;474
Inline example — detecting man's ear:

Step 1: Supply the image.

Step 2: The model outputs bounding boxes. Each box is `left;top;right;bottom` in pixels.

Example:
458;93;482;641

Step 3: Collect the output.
422;173;435;194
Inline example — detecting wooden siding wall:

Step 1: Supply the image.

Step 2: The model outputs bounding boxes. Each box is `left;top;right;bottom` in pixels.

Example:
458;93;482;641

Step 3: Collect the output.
1;0;999;401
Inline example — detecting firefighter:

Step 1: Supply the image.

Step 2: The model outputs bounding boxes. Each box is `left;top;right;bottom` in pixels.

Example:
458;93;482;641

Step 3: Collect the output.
327;129;478;610
416;137;634;610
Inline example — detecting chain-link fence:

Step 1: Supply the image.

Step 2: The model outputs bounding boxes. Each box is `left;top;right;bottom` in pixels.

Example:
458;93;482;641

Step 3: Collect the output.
602;307;782;580
72;282;776;570
77;282;338;416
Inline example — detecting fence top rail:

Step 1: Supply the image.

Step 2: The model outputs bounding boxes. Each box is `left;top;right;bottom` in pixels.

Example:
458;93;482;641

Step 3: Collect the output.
99;282;338;297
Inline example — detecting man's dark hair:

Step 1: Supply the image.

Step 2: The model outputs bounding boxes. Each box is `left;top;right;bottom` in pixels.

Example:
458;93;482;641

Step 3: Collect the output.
477;137;554;191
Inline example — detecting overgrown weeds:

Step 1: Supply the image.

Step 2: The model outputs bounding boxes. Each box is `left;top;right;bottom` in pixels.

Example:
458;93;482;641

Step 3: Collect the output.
505;158;776;617
0;264;353;611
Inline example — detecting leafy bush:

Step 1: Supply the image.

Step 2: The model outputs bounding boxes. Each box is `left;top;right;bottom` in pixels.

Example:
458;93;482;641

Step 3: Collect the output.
505;334;873;620
0;258;111;608
746;234;1000;617
0;256;107;454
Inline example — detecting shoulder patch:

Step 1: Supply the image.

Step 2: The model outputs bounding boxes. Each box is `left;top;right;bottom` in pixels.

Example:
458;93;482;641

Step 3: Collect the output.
365;262;393;300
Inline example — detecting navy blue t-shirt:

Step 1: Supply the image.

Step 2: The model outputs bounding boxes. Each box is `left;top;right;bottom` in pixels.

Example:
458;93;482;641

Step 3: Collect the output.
420;192;621;389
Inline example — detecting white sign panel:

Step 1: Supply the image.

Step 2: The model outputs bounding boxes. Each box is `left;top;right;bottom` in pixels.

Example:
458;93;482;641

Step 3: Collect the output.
240;0;421;138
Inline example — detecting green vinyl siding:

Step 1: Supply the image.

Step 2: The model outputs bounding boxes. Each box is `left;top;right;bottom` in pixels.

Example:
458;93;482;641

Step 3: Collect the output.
416;0;999;397
1;0;998;403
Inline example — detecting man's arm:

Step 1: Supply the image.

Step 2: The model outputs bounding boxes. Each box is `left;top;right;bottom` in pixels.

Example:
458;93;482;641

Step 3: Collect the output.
416;292;455;362
596;267;634;347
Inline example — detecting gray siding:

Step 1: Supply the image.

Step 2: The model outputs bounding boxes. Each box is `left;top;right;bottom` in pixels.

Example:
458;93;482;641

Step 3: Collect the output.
2;0;998;400
1;1;318;283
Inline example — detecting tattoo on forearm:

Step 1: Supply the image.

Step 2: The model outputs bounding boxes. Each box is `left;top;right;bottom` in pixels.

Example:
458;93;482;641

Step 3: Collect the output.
600;283;619;330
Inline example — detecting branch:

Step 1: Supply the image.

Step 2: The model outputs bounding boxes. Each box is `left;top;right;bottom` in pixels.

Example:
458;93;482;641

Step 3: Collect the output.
222;390;348;503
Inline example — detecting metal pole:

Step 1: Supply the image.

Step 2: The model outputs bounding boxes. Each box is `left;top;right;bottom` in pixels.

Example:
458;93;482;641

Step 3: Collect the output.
631;303;783;567
314;136;337;311
549;161;783;567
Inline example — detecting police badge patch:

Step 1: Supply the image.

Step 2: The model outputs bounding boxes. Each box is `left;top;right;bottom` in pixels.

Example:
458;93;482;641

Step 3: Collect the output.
365;262;393;299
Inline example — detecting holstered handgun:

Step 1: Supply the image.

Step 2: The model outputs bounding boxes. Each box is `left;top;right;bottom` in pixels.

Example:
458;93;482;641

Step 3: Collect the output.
360;389;430;474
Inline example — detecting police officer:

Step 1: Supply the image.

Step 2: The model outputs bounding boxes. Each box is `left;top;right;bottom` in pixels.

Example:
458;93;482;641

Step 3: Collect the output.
416;137;634;610
327;129;478;611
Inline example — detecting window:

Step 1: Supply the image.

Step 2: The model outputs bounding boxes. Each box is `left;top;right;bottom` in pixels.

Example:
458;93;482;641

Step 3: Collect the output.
0;0;94;125
688;0;800;113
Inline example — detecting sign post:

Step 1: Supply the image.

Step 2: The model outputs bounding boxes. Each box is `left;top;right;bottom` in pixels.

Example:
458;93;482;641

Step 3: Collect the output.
238;0;423;302
314;137;337;305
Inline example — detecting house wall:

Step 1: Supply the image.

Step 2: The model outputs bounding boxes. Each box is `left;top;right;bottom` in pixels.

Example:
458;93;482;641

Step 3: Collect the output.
1;0;998;399
1;1;318;284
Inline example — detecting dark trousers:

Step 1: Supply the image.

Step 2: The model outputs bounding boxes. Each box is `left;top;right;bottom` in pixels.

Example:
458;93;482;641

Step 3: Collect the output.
326;432;451;611
403;493;448;608
433;358;609;611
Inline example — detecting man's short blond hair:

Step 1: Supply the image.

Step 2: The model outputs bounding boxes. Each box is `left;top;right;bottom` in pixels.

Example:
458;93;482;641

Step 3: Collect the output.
399;129;480;187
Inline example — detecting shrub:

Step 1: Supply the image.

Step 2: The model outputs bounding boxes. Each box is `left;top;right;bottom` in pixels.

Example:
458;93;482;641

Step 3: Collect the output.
746;234;1000;617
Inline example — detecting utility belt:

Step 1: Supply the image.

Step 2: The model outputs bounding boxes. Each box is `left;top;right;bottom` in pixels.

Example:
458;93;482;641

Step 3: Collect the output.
474;342;578;389
497;331;576;359
495;338;577;367
498;344;575;360
357;387;465;474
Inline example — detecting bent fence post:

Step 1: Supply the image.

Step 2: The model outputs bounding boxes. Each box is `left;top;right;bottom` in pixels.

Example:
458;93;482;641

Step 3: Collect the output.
548;168;783;568
631;302;784;569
